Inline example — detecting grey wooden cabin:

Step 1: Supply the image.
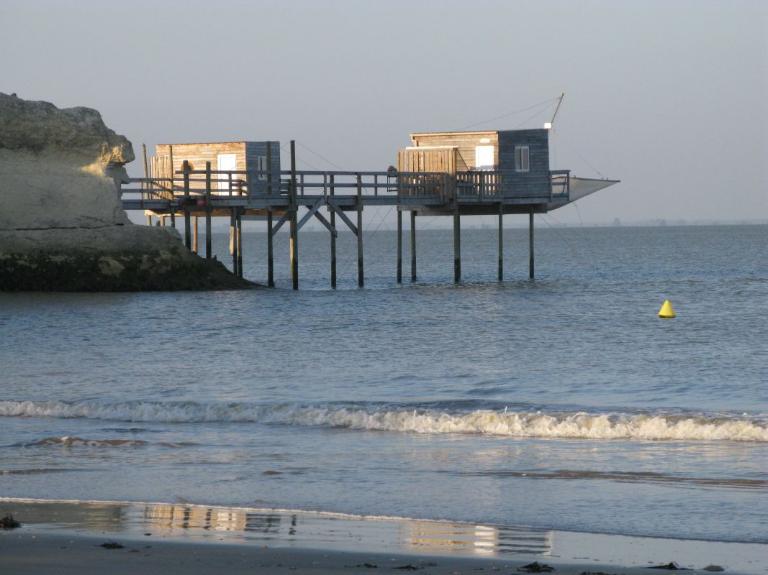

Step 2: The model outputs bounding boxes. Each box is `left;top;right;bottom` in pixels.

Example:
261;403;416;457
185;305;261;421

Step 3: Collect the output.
398;128;575;213
152;141;281;196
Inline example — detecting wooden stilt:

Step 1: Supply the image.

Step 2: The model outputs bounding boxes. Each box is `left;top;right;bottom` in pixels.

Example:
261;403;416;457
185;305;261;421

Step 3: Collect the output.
410;210;417;282
205;162;212;259
529;209;535;280
146;214;153;226
267;210;275;287
169;150;176;228
141;143;149;195
356;174;364;288
192;216;199;254
182;160;191;250
236;209;243;277
453;208;461;283
290;140;299;290
330;174;337;289
498;202;503;281
230;209;238;275
396;209;403;284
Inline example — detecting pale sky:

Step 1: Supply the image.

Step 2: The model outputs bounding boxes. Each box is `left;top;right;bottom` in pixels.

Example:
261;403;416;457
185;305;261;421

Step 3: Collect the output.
1;0;766;225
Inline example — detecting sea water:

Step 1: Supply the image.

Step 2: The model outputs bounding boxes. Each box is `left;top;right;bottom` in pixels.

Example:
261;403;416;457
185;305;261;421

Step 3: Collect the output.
0;224;766;544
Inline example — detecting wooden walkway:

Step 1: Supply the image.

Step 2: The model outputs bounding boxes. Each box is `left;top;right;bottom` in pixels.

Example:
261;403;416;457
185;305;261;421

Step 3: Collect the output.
118;141;580;289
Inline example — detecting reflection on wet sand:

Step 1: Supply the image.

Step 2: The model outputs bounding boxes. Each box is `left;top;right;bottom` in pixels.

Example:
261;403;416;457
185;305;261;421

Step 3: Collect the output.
2;499;552;558
405;521;552;556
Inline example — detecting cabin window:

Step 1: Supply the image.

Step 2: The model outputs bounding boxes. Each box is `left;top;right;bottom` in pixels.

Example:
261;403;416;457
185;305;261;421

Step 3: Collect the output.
475;145;495;170
515;145;530;172
256;156;267;181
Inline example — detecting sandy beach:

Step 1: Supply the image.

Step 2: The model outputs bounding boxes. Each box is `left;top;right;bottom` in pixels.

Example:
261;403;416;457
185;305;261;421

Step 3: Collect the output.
1;499;765;575
0;530;747;575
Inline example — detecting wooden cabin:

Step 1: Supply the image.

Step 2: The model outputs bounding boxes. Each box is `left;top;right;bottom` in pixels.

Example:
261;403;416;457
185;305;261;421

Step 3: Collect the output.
398;129;552;200
152;141;281;196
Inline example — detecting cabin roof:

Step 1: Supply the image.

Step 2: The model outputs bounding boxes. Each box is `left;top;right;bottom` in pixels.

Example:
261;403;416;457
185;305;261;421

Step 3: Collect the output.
156;140;272;146
410;130;497;138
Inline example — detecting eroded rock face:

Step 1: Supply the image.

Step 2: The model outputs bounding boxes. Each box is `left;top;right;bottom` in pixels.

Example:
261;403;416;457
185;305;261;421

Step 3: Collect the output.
0;93;132;230
0;93;251;291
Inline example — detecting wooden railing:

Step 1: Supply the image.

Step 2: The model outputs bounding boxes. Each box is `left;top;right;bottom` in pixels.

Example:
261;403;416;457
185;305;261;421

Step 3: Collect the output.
120;166;571;206
550;170;570;199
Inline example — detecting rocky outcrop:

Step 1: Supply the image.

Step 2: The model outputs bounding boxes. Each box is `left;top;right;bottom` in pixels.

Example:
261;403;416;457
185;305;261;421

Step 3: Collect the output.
0;93;252;291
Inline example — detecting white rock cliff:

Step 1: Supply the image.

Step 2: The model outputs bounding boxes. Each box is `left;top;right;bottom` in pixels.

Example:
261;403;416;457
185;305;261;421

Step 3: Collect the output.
0;93;250;290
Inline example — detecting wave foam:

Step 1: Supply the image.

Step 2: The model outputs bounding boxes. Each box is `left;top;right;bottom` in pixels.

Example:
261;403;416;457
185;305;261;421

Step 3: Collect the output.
26;436;147;447
1;400;766;442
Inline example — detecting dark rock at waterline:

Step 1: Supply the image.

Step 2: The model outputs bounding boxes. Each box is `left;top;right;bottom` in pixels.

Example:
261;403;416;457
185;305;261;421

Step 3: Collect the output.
518;562;555;573
99;541;125;549
0;230;254;291
647;563;689;570
0;514;21;529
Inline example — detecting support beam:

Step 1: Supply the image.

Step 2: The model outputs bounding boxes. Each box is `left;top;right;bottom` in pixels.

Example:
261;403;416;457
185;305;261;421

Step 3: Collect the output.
290;140;299;290
327;203;358;236
182;161;191;250
329;175;336;289
529;209;535;280
312;211;335;235
410;210;417;282
192;216;199;254
297;198;323;231
396;209;403;284
236;209;243;278
498;202;503;281
356;174;364;288
205;161;212;259
271;213;290;236
453;209;461;283
230;209;238;276
267;210;275;287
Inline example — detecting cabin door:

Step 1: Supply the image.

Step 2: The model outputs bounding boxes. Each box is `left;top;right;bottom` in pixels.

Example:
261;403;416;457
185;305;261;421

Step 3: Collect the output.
217;153;237;193
475;146;495;170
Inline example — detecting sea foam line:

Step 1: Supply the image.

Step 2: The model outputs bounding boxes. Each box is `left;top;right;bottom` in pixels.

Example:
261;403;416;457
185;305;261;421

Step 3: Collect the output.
1;400;766;442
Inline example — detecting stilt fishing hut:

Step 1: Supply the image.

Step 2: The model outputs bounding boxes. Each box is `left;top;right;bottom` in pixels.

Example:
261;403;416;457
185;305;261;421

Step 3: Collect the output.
121;121;618;287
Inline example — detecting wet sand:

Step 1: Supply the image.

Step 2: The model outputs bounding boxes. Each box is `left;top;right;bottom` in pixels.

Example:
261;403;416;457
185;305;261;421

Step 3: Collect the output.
1;499;765;574
0;530;736;575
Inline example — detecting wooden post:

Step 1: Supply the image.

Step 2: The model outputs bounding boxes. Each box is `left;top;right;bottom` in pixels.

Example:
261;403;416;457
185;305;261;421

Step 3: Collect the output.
205;161;212;259
230;209;238;276
330;174;337;289
141;143;149;195
356;173;364;288
267;210;275;287
146;213;153;226
236;209;243;277
498;202;503;281
453;208;461;283
410;210;417;282
396;209;403;284
290;140;299;290
169;145;176;228
529;209;535;280
192;216;199;254
183;160;191;250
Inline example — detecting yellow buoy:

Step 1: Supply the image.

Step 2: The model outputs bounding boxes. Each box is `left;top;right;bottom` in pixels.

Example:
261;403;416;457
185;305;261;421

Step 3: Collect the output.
658;299;676;318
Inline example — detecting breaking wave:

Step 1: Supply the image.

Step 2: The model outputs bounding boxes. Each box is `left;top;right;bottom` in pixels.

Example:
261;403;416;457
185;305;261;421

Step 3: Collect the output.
1;400;767;442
